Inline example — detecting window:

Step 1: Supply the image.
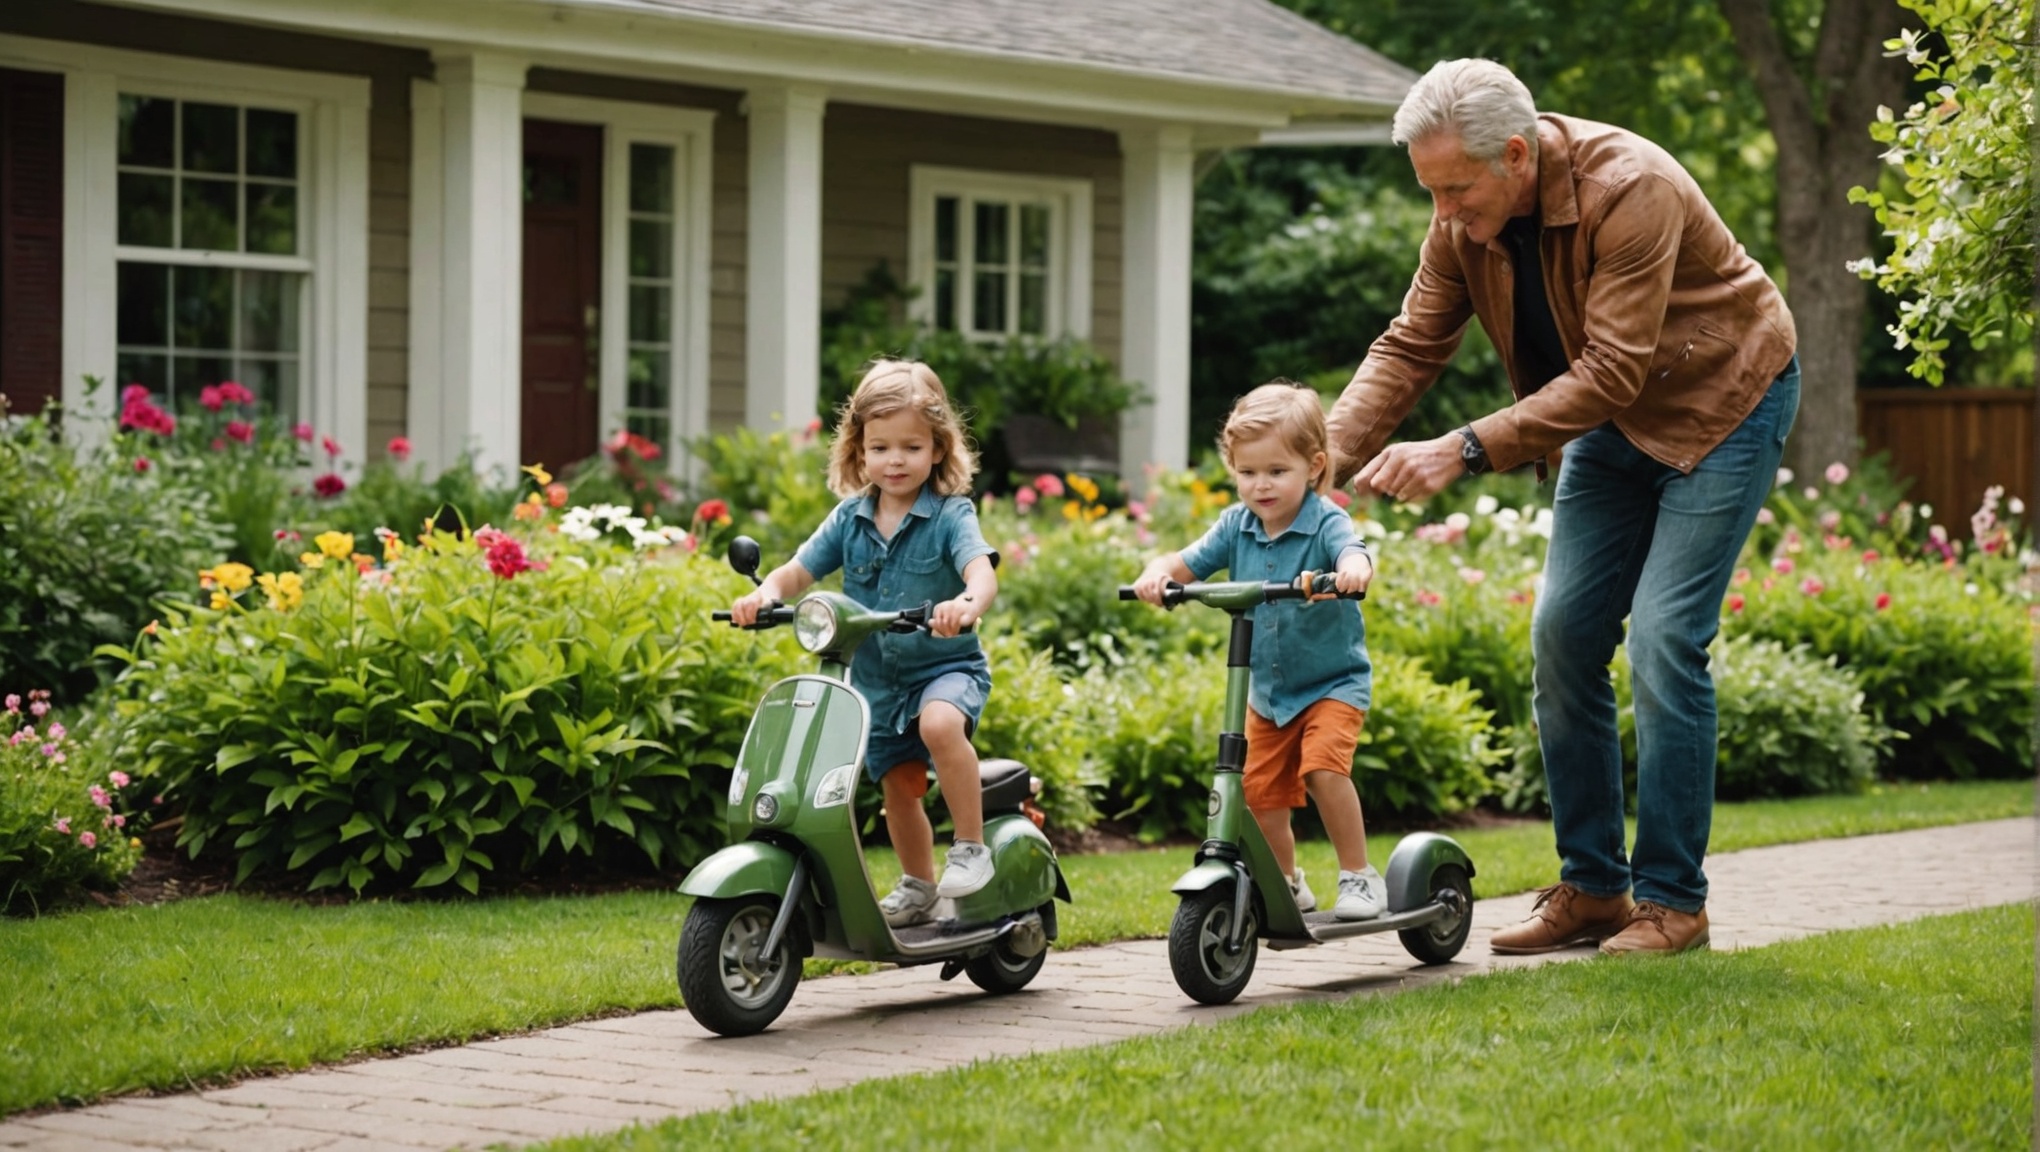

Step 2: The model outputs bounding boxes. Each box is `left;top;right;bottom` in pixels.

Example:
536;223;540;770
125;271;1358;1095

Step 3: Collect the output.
114;94;308;417
624;142;675;448
910;167;1091;340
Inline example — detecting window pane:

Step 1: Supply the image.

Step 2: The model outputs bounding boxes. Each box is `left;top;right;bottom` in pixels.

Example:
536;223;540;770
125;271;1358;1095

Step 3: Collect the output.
629;143;674;214
180;177;239;250
972;270;1006;333
626;413;670;448
117;352;169;396
974;201;1008;265
245;109;297;179
118;174;174;247
1020;204;1050;266
934;268;956;330
629;219;673;278
245;183;297;255
238;270;300;353
629;283;672;344
181;103;238;175
172;353;234;406
117;262;169;346
627;348;670;410
1019;272;1046;335
935;196;958;263
118;96;174;169
172;265;233;350
233;358;297;419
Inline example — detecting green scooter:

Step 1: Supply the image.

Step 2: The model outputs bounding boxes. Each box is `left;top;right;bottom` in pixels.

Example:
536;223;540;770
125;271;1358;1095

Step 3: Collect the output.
676;537;1071;1037
1120;577;1476;1006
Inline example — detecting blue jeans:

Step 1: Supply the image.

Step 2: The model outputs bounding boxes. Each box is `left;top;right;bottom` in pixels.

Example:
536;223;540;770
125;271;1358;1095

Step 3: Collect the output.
1531;359;1800;911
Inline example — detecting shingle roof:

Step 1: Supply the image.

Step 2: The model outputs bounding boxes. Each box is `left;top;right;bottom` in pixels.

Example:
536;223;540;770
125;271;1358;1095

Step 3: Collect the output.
578;0;1416;108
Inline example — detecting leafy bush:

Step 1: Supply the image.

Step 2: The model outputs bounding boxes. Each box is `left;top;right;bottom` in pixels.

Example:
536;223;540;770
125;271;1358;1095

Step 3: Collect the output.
1;693;146;913
1352;653;1506;822
1086;649;1231;842
100;529;805;894
0;411;229;704
686;423;838;562
1723;544;2033;779
319;451;521;550
1690;636;1890;799
972;632;1104;830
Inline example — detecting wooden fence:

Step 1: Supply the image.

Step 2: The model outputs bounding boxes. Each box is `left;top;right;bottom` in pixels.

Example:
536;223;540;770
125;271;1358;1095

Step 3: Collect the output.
1857;388;2037;524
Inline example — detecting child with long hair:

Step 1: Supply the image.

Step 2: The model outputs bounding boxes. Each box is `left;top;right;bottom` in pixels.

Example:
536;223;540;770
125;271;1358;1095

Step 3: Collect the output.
1132;380;1385;919
730;360;999;924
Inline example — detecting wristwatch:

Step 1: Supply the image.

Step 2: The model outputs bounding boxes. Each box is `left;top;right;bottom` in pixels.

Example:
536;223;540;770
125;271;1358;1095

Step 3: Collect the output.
1457;425;1492;476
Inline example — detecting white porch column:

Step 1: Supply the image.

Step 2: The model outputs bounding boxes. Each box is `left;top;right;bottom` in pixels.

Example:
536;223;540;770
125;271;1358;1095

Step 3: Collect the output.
1118;125;1195;478
430;52;525;476
744;85;825;431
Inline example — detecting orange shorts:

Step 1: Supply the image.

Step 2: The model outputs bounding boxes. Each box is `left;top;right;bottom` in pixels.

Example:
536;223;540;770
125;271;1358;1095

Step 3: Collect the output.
1244;699;1366;811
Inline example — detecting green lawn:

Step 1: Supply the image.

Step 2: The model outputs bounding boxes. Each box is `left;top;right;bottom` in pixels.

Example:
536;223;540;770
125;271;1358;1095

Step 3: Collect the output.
2;779;2029;1116
537;903;2034;1152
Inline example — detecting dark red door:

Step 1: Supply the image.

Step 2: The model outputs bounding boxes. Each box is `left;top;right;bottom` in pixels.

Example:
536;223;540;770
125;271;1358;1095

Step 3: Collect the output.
520;119;602;472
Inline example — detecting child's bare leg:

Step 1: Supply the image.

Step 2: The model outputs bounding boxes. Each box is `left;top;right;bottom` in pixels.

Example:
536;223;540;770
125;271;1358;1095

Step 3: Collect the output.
1304;770;1370;872
1253;807;1297;878
918;701;983;843
882;765;935;882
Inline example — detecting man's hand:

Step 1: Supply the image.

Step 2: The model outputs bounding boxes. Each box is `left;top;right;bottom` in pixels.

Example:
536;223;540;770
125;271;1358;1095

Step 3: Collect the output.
1353;431;1465;504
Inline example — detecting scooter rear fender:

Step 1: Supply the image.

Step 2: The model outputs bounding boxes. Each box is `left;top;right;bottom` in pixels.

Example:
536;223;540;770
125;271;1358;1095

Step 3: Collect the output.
1384;831;1477;913
678;840;799;900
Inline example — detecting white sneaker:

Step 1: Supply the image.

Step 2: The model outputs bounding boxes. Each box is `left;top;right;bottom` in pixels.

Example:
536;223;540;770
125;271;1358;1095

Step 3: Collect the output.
879;875;938;927
1289;867;1317;913
1335;866;1387;921
936;840;994;899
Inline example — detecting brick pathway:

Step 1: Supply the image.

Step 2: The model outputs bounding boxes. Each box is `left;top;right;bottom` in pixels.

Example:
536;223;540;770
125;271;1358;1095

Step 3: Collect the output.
5;818;2033;1151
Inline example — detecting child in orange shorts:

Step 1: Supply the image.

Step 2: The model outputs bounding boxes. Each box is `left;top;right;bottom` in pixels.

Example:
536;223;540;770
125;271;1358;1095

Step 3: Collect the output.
1132;381;1383;919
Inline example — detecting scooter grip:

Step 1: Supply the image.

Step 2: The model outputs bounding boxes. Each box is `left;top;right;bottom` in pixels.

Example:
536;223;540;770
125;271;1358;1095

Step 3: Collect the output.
711;611;733;621
1117;586;1140;600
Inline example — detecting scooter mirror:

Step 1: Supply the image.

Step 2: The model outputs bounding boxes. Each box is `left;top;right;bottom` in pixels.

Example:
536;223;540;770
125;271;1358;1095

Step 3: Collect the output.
727;536;763;584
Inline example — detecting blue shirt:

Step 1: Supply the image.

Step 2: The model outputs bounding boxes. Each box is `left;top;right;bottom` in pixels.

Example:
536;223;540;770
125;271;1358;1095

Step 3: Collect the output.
793;485;997;738
1178;491;1373;727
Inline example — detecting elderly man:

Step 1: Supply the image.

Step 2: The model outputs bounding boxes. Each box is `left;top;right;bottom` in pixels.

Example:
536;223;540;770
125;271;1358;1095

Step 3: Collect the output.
1328;59;1798;955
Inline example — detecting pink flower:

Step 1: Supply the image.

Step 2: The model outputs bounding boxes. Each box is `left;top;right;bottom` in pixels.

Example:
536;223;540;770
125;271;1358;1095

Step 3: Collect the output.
293;422;314;442
78;831;95;849
1825;462;1850;485
134;457;152;473
312;472;347;498
1800;577;1825;597
274;528;301;543
476;527;540;580
118;389;176;436
121;384;150;406
1755;507;1774;525
1874;591;1892;611
388;436;412;462
1861;549;1880;564
1458;567;1487;585
199;384;226;412
322;436;342;459
1817;510;1841;531
89;785;111;809
1035;473;1066;498
1128;500;1149;522
109;814;125;828
209;437;227;452
1771;557;1795;575
8;729;29;747
53;817;69;835
109;770;130;787
1328;490;1352;509
1015;485;1039;510
1727;593;1745;613
3;694;16;713
47;722;65;741
40;743;57;757
29;700;48;718
217;381;255;406
1415;589;1444;607
226;420;255;445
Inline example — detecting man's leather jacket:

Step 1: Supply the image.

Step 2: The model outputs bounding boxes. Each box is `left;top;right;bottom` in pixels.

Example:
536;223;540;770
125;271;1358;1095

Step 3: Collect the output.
1327;113;1797;483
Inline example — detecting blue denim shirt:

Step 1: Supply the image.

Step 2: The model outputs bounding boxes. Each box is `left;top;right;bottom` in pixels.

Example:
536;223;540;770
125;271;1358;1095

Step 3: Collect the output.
1178;491;1373;727
794;485;996;738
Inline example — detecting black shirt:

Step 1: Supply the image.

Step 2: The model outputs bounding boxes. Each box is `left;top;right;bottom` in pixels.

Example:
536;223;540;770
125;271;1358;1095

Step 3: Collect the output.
1499;214;1568;394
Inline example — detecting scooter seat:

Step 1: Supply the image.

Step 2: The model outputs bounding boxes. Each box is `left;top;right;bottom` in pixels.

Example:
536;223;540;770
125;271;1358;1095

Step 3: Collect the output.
978;758;1033;810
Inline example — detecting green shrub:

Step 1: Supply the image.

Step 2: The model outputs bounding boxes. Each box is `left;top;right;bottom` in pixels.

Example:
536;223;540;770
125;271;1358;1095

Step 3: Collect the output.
317;452;520;549
685;423;838;562
0;694;146;913
99;529;805;894
1086;649;1231;843
1723;545;2033;779
0;411;230;704
972;632;1104;830
1353;652;1506;821
1693;636;1890;799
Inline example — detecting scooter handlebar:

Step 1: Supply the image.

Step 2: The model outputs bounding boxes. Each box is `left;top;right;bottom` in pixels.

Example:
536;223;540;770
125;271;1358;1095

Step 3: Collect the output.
711;602;794;628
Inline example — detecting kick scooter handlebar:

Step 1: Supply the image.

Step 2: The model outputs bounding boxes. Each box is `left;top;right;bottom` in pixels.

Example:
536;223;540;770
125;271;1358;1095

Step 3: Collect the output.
1117;573;1365;609
712;600;975;633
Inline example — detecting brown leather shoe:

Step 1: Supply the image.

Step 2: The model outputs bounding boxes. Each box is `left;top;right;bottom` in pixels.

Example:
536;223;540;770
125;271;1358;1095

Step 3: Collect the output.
1599;901;1710;955
1489;883;1635;954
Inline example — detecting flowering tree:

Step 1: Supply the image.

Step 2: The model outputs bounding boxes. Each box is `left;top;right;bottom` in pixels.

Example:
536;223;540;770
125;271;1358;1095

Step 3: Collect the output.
1848;0;2036;384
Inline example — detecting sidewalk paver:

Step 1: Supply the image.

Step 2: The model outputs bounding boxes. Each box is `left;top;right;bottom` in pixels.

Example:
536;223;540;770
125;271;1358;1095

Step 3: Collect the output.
4;817;2032;1151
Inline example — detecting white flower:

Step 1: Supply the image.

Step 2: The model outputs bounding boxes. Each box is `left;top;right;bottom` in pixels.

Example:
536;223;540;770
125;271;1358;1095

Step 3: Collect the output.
1473;494;1499;516
1776;467;1794;487
2009;497;2025;516
1445;512;1471;532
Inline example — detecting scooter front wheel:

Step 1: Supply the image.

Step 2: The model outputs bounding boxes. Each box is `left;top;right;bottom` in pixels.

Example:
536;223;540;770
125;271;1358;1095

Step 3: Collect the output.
677;896;801;1036
1168;886;1259;1005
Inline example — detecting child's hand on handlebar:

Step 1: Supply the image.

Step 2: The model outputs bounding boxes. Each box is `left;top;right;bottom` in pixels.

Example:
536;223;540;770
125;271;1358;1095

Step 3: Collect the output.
1131;562;1178;607
729;589;774;626
1333;553;1374;597
929;594;978;638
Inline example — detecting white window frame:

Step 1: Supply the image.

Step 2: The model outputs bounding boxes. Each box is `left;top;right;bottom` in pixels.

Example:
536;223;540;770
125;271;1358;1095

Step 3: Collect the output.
908;165;1092;341
411;89;712;472
0;35;367;459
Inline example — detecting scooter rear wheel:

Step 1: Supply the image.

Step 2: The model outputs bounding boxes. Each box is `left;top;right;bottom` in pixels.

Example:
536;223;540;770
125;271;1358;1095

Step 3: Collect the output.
963;938;1047;994
1398;862;1474;965
677;896;801;1036
1168;886;1259;1005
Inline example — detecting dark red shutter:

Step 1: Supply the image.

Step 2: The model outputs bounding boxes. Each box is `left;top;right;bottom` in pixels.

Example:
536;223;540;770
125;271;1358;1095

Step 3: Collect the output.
0;67;65;418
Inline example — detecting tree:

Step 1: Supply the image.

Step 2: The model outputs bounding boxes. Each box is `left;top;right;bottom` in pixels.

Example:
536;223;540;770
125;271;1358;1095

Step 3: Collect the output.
1847;0;2036;385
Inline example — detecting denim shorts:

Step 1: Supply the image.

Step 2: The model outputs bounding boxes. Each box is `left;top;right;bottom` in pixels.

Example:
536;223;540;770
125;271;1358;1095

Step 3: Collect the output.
862;670;986;785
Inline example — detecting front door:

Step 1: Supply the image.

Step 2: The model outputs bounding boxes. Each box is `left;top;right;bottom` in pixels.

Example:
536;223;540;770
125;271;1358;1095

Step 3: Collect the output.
520;119;603;472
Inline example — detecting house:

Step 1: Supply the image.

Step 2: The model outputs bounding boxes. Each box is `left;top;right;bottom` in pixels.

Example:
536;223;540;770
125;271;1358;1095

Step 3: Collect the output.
0;0;1413;479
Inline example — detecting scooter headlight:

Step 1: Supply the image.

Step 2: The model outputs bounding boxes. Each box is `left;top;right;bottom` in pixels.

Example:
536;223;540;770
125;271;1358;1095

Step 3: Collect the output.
813;764;856;809
793;597;839;653
727;766;750;807
752;791;780;824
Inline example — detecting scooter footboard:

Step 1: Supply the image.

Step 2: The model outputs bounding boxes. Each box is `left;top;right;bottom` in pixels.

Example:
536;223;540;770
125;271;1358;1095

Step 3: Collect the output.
679;841;799;900
1383;831;1476;913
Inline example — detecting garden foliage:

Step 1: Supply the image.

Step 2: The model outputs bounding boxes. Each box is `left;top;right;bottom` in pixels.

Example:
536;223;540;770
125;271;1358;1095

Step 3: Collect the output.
0;693;145;913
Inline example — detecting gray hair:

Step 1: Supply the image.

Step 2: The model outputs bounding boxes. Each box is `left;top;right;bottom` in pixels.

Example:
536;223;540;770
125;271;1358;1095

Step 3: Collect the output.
1391;59;1539;165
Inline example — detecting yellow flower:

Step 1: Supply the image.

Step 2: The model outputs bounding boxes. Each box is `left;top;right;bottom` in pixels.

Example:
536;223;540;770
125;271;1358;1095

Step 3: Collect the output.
204;562;254;593
258;571;304;611
1085;503;1107;522
522;462;553;486
375;528;404;562
129;838;142;849
299;551;326;569
209;591;231;611
315;531;354;560
1062;500;1081;521
1069;474;1100;504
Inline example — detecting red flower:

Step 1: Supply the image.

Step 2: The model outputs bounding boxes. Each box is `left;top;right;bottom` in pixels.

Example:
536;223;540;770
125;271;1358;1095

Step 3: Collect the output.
117;388;176;436
133;457;151;473
1727;593;1745;613
312;472;347;498
293;423;314;443
321;436;342;459
545;482;569;508
694;499;730;523
475;527;540;580
1799;577;1825;597
1861;549;1881;564
387;436;412;462
226;420;255;444
1035;473;1066;498
1328;489;1353;509
216;381;255;406
1874;592;1892;611
210;438;226;452
199;385;225;412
